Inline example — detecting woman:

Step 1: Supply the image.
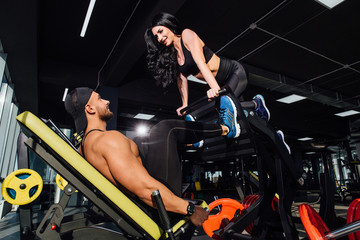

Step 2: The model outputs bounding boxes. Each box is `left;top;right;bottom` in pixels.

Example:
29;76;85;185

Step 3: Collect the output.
144;12;261;117
144;13;294;154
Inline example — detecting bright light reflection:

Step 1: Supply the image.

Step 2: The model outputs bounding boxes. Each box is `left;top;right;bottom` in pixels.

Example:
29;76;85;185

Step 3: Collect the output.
136;125;149;136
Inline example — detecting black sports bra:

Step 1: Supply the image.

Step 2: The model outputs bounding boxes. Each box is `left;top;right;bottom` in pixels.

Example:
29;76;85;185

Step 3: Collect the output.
178;38;214;76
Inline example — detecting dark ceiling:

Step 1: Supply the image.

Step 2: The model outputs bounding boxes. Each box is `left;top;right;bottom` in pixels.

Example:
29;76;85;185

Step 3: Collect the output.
1;0;360;153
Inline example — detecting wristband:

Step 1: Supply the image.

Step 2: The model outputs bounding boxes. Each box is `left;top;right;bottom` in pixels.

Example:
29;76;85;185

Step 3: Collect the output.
187;202;195;216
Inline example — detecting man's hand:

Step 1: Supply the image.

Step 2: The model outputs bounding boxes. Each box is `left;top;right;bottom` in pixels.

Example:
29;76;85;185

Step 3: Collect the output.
189;206;209;226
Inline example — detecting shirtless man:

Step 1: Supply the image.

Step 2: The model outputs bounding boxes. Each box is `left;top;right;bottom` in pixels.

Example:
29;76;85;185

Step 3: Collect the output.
64;87;240;226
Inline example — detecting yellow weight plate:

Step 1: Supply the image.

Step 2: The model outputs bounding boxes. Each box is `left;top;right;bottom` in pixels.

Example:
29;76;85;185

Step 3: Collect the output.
56;174;77;192
55;173;68;191
1;169;43;205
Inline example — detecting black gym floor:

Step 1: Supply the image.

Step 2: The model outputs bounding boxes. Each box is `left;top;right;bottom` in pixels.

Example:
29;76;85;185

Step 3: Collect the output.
0;201;350;240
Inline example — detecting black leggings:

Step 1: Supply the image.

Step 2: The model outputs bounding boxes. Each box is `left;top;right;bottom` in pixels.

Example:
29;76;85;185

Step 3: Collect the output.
216;58;255;109
216;57;248;98
134;119;222;196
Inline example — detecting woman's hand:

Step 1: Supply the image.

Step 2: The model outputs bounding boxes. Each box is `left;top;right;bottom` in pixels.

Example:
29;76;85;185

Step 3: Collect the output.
176;105;188;116
207;87;221;100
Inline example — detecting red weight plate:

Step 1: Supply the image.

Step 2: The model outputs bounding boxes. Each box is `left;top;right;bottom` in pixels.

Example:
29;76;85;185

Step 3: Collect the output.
272;196;279;212
244;194;259;234
299;204;329;240
203;198;244;240
250;194;259;205
347;198;360;240
353;200;360;240
243;195;255;209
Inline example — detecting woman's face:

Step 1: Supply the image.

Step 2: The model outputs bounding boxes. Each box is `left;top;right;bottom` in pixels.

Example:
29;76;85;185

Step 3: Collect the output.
151;25;174;46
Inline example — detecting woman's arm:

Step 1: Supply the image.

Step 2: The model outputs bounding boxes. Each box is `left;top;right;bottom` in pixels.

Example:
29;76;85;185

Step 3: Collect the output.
182;29;220;99
176;73;189;116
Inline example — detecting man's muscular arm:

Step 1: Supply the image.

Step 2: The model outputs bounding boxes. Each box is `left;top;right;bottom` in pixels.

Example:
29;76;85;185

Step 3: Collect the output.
99;131;208;225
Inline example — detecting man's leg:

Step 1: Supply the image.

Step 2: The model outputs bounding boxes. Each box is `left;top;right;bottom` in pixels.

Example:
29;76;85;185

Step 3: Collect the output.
142;120;223;196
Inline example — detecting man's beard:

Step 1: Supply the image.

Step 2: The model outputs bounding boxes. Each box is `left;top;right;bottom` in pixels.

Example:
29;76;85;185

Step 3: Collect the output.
100;111;114;122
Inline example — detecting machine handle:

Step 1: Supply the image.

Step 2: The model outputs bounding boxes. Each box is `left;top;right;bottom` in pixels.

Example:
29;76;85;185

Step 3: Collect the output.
152;190;175;240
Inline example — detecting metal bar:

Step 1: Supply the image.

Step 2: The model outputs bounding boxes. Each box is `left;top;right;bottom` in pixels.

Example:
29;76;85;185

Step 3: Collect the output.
180;88;227;114
325;219;360;239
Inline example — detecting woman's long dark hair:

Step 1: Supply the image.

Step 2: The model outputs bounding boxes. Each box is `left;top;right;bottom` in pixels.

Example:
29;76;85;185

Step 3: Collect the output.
144;12;183;88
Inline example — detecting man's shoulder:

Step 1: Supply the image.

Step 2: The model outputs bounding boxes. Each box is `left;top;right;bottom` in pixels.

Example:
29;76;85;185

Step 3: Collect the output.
100;130;127;145
94;130;132;156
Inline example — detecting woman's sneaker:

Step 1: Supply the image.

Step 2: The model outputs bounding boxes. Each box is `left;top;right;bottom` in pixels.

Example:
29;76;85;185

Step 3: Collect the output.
253;94;270;122
185;114;204;148
219;96;240;138
276;130;291;154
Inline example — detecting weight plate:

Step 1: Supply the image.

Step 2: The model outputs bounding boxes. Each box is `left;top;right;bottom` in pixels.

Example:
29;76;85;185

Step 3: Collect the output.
203;198;244;240
299;204;329;240
1;169;43;205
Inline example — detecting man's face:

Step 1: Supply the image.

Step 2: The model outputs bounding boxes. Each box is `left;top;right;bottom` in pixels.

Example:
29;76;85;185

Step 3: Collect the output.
88;92;114;121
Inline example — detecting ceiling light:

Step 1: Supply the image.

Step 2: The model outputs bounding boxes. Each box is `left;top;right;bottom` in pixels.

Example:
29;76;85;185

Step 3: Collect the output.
311;143;326;149
305;151;316;155
80;0;97;37
298;137;313;141
134;113;155;120
187;75;207;84
314;0;345;9
136;125;149;136
62;88;68;102
276;94;306;104
334;110;360;117
186;149;197;153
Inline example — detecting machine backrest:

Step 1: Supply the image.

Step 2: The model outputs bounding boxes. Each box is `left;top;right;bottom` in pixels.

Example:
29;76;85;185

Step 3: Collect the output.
16;111;165;239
